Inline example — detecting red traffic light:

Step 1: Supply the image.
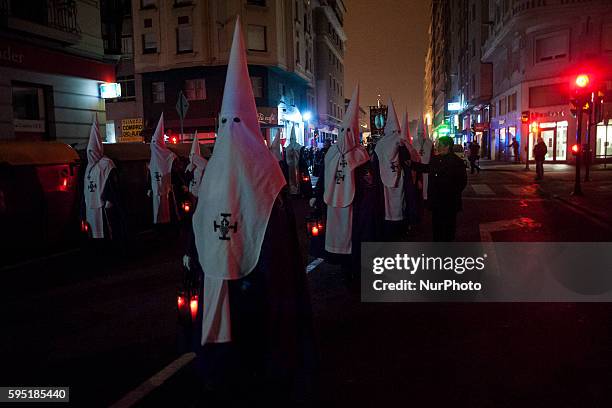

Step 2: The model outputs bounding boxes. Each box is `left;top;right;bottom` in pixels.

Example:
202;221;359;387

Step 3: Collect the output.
575;74;590;88
170;136;178;144
571;144;580;155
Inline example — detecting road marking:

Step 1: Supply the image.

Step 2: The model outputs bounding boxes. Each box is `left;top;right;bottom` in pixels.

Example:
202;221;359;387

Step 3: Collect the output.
307;258;324;274
109;352;196;408
471;184;495;195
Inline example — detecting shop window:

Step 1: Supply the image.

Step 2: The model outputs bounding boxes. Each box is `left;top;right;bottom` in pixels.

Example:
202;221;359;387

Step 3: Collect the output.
122;35;133;56
535;32;568;64
12;84;47;137
251;76;263;98
152;81;165;103
247;25;267;51
142;0;156;8
596;120;612;157
143;32;157;54
184;79;206;100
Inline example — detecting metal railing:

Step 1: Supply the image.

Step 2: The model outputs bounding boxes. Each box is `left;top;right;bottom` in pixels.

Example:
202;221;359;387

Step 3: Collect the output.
1;0;80;34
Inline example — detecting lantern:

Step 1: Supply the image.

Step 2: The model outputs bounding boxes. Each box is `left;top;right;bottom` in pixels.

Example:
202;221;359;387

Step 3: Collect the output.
306;216;325;237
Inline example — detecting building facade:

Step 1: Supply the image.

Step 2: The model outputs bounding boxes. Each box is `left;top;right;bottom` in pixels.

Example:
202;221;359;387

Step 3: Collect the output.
0;0;116;146
425;0;612;163
128;0;315;145
312;0;346;144
483;0;612;163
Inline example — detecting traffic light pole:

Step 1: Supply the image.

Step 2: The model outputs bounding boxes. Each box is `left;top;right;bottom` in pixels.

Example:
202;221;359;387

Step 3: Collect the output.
573;108;583;196
524;123;530;171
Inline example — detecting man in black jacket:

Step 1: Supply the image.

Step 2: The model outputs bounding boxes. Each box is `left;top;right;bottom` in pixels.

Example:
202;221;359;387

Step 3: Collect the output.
412;136;467;241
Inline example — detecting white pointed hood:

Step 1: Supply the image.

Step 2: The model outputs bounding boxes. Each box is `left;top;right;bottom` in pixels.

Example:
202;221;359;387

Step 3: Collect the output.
323;84;369;208
414;117;433;162
401;112;421;162
187;132;208;197
193;16;286;280
149;113;177;179
374;97;402;187
285;125;302;194
84;115;115;237
269;128;283;161
86;115;104;167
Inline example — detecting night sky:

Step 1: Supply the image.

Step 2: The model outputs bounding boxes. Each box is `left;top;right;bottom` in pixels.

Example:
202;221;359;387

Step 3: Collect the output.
344;0;430;121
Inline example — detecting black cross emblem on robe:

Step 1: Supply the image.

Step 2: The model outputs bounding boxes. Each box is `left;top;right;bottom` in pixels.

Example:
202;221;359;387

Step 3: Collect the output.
390;160;399;173
87;178;97;193
213;213;238;241
335;170;345;184
153;171;161;182
339;157;348;168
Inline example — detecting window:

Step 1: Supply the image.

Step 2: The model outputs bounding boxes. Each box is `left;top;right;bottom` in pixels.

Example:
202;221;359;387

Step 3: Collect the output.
247;25;267;51
122;35;133;56
247;0;266;6
529;83;568;108
603;24;612;52
498;96;506;115
152;81;165;103
328;74;332;91
177;17;193;53
143;33;157;54
507;92;517;112
142;0;156;8
535;32;568;63
251;76;263;98
144;18;152;28
117;75;135;100
184;79;206;100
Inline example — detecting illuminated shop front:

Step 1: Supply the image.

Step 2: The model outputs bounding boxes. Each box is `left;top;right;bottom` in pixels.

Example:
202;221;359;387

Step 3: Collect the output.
596;120;612;162
528;121;568;162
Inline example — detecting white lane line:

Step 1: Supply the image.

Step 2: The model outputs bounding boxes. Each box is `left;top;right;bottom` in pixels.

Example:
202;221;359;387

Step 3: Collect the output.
471;184;496;195
306;258;324;274
109;352;196;408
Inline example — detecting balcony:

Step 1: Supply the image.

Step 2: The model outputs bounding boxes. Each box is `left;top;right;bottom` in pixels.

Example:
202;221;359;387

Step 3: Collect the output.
1;0;81;44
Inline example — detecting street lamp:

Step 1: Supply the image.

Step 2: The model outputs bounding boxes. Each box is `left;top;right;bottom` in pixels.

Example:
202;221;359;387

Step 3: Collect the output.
570;72;593;195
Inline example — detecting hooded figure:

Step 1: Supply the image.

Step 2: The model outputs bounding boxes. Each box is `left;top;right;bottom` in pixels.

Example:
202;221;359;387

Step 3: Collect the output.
413;118;433;200
269;127;289;180
186;131;208;198
192;17;313;399
84;115;117;239
324;84;371;254
285;125;302;195
149;113;177;224
374;98;404;223
400;112;422;227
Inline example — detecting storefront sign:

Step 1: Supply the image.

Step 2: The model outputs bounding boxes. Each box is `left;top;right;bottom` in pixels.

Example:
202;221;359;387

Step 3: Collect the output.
473;123;490;132
257;107;278;125
14;119;45;133
120;118;143;141
0;38;115;82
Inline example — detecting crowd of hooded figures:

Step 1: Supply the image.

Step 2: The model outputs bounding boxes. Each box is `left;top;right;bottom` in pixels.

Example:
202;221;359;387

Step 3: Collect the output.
81;16;467;405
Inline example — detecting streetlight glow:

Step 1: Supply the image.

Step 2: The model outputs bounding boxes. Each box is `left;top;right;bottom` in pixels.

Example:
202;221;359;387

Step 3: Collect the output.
303;111;312;121
575;74;590;88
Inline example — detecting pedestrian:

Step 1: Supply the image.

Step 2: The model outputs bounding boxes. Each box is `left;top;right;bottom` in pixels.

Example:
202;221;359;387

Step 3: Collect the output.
323;84;384;282
533;136;548;180
412;136;467;242
82;115;124;241
374;97;407;241
509;137;520;162
192;17;314;403
468;141;481;174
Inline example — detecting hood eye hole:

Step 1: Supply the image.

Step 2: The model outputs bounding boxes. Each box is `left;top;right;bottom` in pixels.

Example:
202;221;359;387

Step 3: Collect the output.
341;128;344;131
233;117;241;123
221;118;227;124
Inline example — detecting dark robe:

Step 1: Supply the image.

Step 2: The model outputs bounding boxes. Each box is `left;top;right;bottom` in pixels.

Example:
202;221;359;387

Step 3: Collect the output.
315;156;385;278
196;189;316;404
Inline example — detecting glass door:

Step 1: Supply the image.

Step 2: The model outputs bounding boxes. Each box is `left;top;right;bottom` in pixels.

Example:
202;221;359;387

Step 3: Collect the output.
540;129;555;161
